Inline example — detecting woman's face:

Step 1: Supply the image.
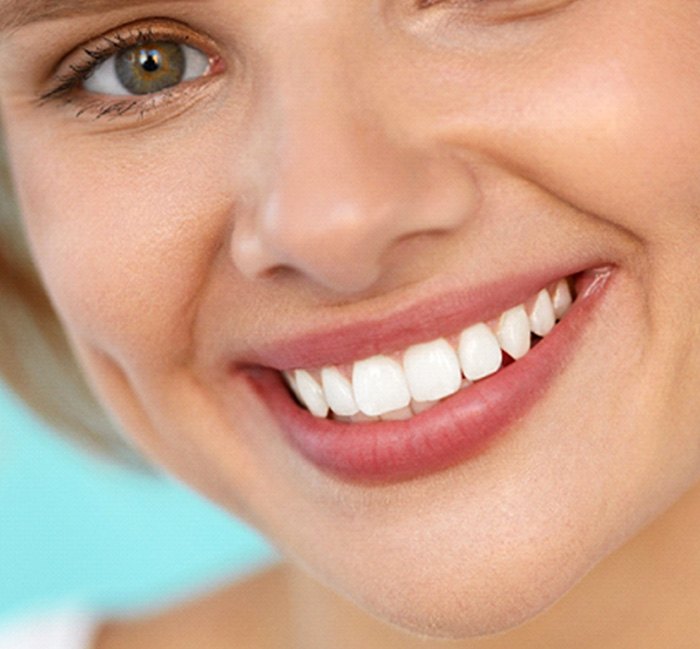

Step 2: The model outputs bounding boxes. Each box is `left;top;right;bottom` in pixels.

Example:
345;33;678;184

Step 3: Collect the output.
2;0;700;637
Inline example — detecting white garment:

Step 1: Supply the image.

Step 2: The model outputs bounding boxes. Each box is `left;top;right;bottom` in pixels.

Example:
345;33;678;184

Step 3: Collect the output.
0;610;100;649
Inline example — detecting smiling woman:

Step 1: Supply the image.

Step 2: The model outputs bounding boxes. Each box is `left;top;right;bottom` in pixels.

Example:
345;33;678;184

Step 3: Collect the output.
2;1;700;648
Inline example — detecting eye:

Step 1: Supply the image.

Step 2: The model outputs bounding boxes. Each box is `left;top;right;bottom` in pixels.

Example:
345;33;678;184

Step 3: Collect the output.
83;40;210;96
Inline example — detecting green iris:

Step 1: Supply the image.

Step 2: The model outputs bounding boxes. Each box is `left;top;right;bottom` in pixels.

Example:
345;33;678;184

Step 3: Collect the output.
115;41;186;95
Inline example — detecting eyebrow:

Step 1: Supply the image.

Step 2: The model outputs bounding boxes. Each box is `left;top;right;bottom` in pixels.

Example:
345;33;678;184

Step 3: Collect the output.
0;0;196;33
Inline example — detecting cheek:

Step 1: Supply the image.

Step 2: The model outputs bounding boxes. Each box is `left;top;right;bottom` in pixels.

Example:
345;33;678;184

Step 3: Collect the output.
420;3;700;249
9;130;231;369
507;11;700;244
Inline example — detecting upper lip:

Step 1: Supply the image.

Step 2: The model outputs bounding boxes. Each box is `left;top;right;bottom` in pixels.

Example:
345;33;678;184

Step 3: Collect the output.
234;259;606;372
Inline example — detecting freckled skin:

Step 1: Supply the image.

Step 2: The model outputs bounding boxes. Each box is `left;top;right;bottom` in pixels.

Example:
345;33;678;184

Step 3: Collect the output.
2;1;700;645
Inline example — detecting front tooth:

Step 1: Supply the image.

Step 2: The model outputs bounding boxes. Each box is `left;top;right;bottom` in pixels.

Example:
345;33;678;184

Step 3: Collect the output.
352;355;411;416
552;279;573;319
496;305;531;359
458;323;503;381
403;338;461;403
321;367;359;416
529;289;556;336
294;370;329;418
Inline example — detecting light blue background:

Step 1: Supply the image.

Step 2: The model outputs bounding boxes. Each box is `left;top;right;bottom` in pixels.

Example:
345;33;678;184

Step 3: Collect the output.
0;382;276;624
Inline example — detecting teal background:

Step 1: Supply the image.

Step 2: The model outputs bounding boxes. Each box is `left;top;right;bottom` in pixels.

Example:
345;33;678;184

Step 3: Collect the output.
0;382;277;624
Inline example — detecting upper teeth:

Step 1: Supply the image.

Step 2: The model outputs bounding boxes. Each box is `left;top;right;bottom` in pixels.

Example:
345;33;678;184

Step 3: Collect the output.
284;279;573;421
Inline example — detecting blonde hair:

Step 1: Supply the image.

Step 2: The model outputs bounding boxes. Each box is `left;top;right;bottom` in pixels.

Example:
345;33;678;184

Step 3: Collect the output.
0;131;150;471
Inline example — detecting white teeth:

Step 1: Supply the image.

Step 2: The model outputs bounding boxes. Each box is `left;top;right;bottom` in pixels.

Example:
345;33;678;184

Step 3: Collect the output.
458;323;503;381
283;371;304;403
552;279;573;319
286;276;577;420
352;355;411;417
403;338;462;403
294;370;329;418
321;367;360;416
528;289;556;337
411;400;438;414
496;305;531;359
380;407;413;421
350;412;380;422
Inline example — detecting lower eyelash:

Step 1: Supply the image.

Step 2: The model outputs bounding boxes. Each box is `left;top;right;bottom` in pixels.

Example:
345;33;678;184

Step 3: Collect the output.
37;24;210;121
69;92;173;122
78;99;140;119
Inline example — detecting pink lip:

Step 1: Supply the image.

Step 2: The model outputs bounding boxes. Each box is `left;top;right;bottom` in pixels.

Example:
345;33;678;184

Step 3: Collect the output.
245;266;615;484
240;262;607;371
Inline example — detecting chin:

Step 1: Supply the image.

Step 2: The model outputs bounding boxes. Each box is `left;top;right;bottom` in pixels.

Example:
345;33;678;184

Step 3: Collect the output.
326;540;604;640
337;547;593;639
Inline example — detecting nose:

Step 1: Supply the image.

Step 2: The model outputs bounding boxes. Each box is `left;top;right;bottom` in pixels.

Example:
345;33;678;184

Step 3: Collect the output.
231;53;480;295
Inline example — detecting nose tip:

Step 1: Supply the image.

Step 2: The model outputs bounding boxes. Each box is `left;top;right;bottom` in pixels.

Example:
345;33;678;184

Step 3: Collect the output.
233;191;405;293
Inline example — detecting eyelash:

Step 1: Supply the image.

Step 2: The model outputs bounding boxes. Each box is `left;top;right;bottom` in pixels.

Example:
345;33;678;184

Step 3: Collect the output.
39;22;220;120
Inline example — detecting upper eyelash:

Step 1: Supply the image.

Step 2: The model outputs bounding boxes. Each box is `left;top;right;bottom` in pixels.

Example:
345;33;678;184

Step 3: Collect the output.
39;25;178;106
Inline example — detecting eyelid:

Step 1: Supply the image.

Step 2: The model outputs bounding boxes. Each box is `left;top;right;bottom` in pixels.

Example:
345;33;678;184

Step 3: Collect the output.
40;18;224;105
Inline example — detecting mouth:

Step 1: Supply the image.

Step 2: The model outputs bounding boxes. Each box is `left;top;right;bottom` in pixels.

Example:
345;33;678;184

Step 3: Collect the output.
284;276;575;422
244;266;614;484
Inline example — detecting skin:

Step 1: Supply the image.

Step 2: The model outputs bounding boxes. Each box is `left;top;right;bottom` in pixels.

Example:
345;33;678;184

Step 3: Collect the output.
2;0;700;645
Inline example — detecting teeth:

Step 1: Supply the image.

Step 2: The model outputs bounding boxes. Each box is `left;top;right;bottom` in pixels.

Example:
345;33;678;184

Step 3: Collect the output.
552;279;573;319
496;305;531;360
350;412;380;422
284;371;304;404
528;289;556;337
458;323;503;381
294;370;329;418
403;338;462;403
352;355;412;417
380;407;413;421
321;367;360;416
411;400;438;414
284;276;577;420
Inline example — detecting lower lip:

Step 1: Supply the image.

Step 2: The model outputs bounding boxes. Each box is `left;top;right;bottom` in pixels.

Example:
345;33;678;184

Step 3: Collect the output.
247;269;614;485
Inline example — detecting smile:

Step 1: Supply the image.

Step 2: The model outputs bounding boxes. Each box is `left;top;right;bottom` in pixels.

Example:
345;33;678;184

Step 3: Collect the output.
283;278;574;422
246;265;615;483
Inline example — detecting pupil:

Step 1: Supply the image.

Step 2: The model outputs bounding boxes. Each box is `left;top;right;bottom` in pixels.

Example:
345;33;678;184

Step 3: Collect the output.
140;51;161;73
